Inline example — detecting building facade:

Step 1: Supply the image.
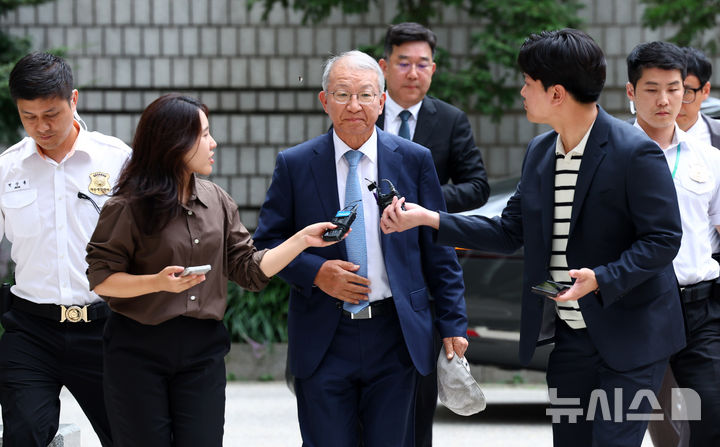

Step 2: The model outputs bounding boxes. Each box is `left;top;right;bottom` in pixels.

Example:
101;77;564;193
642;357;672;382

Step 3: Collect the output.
1;0;716;229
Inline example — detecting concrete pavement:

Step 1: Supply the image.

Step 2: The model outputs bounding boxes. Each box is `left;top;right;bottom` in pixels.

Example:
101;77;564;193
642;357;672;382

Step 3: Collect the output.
52;381;654;446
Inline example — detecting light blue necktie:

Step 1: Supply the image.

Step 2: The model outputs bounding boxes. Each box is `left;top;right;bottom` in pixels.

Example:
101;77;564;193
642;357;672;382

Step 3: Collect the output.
398;110;411;140
342;150;369;313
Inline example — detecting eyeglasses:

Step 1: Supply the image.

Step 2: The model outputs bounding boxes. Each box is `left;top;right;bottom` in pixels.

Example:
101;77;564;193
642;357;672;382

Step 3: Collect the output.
327;90;379;104
682;85;703;104
394;61;431;73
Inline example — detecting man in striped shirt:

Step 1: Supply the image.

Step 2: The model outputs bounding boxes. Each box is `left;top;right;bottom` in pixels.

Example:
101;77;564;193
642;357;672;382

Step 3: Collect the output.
380;29;685;447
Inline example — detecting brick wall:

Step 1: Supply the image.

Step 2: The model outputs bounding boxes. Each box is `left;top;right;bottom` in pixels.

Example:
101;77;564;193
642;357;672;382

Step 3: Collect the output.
2;0;718;229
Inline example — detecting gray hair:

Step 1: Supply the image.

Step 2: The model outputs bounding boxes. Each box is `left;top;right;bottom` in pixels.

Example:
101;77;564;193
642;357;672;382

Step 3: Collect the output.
321;50;385;93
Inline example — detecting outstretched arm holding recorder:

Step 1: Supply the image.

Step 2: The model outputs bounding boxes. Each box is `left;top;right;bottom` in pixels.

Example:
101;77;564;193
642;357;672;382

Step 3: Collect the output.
380;196;598;302
93;221;340;298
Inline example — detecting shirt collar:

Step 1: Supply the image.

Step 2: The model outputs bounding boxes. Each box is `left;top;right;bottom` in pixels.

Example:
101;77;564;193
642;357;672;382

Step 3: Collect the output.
633;121;682;150
555;120;596;156
187;174;210;208
22;120;84;163
384;94;423;124
686;114;710;138
333;127;378;167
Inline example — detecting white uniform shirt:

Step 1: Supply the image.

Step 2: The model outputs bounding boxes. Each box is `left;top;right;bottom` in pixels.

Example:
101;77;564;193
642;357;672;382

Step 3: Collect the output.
0;122;131;305
686;116;720;253
383;94;423;140
634;122;720;285
333;128;393;302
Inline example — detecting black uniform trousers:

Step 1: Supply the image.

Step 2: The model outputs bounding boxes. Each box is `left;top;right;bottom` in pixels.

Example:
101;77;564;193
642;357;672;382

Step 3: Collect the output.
103;312;229;447
0;308;112;447
669;281;720;447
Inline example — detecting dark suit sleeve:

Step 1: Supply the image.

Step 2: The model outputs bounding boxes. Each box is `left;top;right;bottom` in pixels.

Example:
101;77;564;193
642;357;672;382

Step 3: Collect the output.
254;152;327;297
416;151;468;338
441;110;490;213
437;181;524;254
591;142;682;307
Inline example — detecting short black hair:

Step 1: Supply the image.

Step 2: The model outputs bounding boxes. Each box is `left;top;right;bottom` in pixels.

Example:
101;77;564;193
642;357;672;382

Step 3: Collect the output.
517;28;606;104
626;41;686;88
9;52;74;103
683;46;712;86
383;22;437;59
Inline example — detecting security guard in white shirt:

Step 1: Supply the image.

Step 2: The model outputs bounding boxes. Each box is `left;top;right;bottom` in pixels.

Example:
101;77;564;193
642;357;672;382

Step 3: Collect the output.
0;53;131;447
627;41;720;447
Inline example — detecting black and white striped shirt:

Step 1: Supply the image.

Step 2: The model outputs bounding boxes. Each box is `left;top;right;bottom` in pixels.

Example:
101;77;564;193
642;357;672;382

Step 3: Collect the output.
551;123;595;329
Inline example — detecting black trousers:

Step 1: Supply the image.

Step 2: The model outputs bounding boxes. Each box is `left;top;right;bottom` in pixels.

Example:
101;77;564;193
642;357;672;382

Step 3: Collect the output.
649;282;720;447
0;308;112;447
103;312;229;447
670;291;720;446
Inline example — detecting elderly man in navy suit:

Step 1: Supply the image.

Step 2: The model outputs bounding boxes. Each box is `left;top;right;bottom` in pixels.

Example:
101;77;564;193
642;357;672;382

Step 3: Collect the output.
254;50;468;447
381;29;685;447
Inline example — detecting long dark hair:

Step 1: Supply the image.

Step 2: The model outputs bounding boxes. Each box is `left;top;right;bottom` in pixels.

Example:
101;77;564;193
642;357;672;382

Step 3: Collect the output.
114;93;208;234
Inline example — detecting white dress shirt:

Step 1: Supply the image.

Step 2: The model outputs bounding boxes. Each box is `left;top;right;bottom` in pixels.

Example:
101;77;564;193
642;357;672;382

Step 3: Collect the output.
0;121;131;305
634;121;720;285
383;94;423;140
332;129;392;302
686;115;712;148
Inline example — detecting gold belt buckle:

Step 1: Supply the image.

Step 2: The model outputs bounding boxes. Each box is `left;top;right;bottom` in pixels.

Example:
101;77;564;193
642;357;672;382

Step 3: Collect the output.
60;305;90;323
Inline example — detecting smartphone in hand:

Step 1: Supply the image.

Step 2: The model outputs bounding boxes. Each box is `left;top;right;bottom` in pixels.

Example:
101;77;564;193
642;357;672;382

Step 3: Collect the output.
531;280;570;298
180;265;212;277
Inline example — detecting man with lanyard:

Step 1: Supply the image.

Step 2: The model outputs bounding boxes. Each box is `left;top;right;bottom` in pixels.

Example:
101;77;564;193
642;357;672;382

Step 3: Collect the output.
0;53;131;446
626;41;720;447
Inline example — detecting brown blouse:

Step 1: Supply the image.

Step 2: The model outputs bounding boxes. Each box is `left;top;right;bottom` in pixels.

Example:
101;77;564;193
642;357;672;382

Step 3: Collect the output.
86;175;269;325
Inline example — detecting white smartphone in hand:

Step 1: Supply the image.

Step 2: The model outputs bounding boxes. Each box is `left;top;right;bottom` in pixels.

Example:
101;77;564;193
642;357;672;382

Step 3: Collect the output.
180;265;212;277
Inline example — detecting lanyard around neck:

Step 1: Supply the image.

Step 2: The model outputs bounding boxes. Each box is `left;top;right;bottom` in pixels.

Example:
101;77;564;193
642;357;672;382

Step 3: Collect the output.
671;143;681;179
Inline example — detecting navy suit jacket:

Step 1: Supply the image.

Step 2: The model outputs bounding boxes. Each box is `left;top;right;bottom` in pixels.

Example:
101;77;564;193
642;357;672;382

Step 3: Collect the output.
254;128;467;378
377;95;489;212
437;107;685;372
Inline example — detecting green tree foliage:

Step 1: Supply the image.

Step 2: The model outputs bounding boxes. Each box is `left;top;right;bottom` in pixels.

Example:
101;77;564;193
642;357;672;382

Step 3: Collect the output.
250;0;583;118
641;0;720;53
0;0;54;145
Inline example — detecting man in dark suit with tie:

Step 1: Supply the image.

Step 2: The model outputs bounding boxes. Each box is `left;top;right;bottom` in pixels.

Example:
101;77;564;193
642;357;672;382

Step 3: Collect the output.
381;29;685;447
377;22;489;214
376;23;488;445
254;50;468;447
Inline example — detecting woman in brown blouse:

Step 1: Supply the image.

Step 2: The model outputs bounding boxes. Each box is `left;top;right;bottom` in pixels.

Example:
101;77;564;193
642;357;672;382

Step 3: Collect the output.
86;93;341;447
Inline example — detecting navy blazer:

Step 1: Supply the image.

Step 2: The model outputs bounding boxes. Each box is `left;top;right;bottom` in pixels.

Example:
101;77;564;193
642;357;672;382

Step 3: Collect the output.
254;128;467;378
437;107;685;372
377;96;489;212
